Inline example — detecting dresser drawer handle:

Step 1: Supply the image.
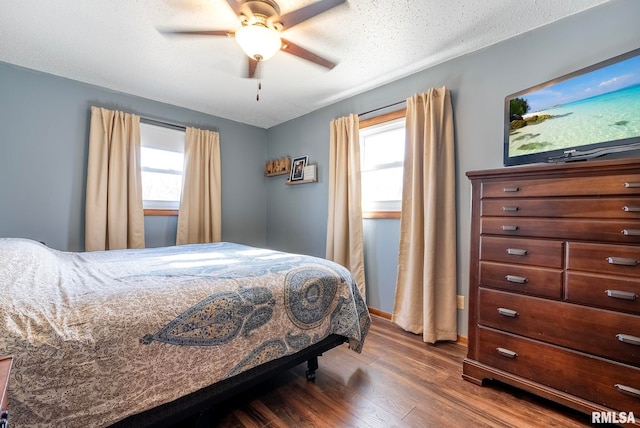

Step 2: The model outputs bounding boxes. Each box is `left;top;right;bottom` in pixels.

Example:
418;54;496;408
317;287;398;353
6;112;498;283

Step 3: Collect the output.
505;275;528;284
623;206;640;212
615;384;640;399
622;229;640;236
501;225;519;231
496;347;518;358
617;334;640;346
502;206;519;212
502;187;520;193
606;289;638;300
497;307;519;317
506;248;528;256
624;182;640;188
607;257;638;266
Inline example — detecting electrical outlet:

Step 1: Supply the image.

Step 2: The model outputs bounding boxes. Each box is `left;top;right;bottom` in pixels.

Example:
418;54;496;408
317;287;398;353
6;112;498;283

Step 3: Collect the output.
456;295;465;310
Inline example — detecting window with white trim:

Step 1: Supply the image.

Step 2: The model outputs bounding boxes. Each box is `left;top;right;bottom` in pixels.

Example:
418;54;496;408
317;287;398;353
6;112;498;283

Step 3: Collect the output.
140;122;185;211
360;117;405;214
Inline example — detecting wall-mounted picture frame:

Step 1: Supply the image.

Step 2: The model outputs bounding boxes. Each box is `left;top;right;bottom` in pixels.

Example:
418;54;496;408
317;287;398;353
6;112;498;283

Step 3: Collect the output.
290;155;308;181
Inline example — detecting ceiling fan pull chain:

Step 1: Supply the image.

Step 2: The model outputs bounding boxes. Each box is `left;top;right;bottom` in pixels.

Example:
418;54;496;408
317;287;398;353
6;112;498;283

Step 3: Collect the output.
256;60;262;101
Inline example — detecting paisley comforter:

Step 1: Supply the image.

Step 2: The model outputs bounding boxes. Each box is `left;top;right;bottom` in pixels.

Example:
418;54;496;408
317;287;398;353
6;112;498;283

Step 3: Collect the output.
0;238;370;427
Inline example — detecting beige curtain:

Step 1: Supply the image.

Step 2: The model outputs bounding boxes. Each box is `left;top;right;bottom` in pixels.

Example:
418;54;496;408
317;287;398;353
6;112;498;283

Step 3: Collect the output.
176;127;222;245
392;87;457;343
326;114;366;299
85;106;144;251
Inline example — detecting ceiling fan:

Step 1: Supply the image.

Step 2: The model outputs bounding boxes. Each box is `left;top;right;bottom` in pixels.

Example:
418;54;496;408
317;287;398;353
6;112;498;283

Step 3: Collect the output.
164;0;345;79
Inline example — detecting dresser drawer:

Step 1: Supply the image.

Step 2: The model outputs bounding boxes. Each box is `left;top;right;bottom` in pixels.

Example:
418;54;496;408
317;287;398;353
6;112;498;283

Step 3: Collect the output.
481;197;640;219
480;236;563;268
567;242;640;278
480;262;563;299
481;217;640;244
566;271;640;315
476;326;640;414
481;174;640;198
478;288;640;366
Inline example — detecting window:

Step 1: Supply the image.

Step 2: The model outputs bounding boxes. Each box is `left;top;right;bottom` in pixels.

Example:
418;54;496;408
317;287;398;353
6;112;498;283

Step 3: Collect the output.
359;111;405;218
140;122;185;214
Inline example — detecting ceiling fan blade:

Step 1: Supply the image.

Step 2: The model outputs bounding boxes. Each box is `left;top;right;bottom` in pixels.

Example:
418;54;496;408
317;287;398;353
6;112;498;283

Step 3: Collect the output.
280;38;335;70
160;29;233;37
277;0;345;29
248;58;258;78
225;0;242;16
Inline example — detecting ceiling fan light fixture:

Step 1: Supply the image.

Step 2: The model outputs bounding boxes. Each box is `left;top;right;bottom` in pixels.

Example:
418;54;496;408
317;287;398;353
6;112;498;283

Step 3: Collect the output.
235;24;281;62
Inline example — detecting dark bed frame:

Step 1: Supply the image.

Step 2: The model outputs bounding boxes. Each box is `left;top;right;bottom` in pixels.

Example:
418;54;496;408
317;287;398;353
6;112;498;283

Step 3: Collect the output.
110;334;348;427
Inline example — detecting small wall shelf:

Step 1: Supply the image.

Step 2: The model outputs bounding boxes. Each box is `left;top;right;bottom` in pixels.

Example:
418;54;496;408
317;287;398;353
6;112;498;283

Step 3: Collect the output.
265;171;289;177
286;178;318;185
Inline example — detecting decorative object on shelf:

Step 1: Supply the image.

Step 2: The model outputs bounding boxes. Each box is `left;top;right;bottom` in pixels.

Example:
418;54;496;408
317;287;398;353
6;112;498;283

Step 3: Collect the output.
264;156;291;176
303;164;317;181
290;155;308;182
283;156;316;185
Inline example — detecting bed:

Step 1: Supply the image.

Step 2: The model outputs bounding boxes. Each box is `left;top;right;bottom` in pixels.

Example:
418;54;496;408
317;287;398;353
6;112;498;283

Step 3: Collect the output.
0;238;370;427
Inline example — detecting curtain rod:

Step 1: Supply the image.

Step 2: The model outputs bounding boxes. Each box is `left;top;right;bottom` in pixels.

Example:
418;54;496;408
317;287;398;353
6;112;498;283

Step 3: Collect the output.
140;116;186;132
141;100;407;129
358;99;406;117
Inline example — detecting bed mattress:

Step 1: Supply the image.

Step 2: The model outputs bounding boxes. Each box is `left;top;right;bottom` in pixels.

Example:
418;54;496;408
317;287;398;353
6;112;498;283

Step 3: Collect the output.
0;238;370;427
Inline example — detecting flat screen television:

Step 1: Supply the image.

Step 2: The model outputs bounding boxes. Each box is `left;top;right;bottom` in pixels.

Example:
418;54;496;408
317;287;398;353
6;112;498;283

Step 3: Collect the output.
504;47;640;166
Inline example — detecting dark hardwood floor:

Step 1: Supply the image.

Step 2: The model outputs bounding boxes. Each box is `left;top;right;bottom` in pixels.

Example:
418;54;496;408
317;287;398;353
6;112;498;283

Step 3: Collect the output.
194;315;593;427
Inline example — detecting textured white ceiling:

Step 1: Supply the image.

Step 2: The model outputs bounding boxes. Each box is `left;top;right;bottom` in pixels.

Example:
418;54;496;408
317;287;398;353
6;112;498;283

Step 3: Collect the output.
0;0;610;128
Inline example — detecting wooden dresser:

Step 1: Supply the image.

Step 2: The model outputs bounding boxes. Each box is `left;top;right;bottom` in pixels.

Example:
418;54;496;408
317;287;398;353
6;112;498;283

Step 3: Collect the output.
0;356;11;428
463;158;640;419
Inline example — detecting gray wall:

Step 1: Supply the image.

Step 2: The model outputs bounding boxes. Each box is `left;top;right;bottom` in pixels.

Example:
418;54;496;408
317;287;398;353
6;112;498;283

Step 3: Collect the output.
0;63;267;251
363;219;400;313
265;0;640;334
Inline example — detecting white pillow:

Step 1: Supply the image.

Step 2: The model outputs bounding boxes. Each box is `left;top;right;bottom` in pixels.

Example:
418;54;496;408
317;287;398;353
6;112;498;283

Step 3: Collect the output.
0;238;59;292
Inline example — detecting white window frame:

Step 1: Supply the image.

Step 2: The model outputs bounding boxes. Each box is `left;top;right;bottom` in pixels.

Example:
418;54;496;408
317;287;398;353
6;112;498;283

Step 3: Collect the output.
140;122;185;212
359;112;406;217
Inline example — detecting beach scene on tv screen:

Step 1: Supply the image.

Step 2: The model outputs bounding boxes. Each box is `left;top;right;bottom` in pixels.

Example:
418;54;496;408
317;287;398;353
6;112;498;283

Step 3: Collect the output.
508;54;640;158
